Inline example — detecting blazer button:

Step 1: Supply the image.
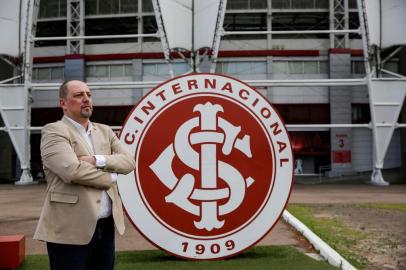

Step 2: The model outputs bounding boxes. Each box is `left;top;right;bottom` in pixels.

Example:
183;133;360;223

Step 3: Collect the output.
96;200;101;203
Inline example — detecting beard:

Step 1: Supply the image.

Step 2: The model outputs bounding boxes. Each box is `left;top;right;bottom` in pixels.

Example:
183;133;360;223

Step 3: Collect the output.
80;107;93;118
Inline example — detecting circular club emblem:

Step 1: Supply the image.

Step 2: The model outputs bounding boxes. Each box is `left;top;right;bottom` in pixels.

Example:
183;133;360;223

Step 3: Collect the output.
118;73;293;260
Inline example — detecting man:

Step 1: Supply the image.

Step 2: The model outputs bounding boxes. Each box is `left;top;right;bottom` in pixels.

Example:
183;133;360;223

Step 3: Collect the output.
34;80;135;270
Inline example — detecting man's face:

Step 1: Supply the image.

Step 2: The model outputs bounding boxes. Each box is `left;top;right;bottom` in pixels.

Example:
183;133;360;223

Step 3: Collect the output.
60;80;93;122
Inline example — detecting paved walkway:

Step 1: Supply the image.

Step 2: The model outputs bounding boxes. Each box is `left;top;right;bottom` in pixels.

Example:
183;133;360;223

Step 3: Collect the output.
0;183;405;255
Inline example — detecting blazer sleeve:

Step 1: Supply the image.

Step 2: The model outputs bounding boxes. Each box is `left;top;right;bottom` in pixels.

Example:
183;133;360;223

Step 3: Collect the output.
104;128;135;174
41;123;113;189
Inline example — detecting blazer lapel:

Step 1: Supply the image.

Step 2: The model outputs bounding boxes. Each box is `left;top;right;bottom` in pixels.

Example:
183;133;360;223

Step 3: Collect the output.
90;124;103;155
61;116;94;155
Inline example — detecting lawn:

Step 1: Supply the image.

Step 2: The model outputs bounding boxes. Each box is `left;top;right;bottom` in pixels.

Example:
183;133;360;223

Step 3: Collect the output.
287;204;367;269
19;246;337;270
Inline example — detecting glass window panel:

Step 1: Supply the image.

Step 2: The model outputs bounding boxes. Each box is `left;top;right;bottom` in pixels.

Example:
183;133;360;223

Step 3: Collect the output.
349;0;358;9
352;61;365;74
319;61;328;73
110;65;123;77
223;13;267;32
99;0;119;14
235;62;252;74
124;64;133;77
272;62;287;73
39;0;48;18
59;0;67;16
95;65;108;77
143;64;157;75
288;62;303;74
250;0;267;9
86;66;94;77
142;0;154;12
32;69;38;80
121;0;138;13
38;68;50;80
85;0;98;15
214;63;221;73
157;64;170;75
303;61;318;74
173;63;189;75
143;16;158;38
315;0;328;8
227;0;247;9
383;62;399;73
223;63;237;74
291;0;313;9
40;0;59;18
51;67;63;80
272;0;290;8
251;62;267;74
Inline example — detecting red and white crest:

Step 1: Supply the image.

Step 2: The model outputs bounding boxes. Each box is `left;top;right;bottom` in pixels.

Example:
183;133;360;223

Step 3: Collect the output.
119;73;293;260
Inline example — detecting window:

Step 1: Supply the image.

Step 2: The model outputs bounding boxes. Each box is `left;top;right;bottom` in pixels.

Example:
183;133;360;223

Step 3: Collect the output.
39;0;66;18
274;104;330;124
35;20;66;47
351;61;365;74
143;16;159;42
272;0;329;9
223;13;267;39
99;0;119;14
85;0;137;15
142;0;154;12
272;12;329;38
352;104;370;123
85;17;138;44
227;0;267;10
143;63;189;77
273;61;327;74
216;61;267;75
32;67;64;81
121;0;138;13
86;64;133;79
51;67;64;80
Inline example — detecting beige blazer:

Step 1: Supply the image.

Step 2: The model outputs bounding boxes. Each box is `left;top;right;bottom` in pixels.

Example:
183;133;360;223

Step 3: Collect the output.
34;116;135;245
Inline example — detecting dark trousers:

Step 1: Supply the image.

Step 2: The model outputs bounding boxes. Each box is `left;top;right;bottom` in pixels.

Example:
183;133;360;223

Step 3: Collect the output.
47;216;115;270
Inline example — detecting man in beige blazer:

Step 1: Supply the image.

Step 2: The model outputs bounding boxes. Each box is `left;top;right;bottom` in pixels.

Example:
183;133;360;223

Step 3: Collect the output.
34;80;135;270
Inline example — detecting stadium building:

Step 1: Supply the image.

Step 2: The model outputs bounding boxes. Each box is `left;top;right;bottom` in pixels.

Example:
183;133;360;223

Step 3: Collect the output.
0;0;405;183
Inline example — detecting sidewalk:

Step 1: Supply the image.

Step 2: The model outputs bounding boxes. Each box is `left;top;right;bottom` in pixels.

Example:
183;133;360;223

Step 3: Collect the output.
0;183;405;255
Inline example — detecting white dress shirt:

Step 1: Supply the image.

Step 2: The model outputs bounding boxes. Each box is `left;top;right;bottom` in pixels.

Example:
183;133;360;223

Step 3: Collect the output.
64;116;115;219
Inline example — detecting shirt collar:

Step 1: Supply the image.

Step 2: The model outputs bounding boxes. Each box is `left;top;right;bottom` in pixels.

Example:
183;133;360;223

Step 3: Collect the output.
64;115;93;135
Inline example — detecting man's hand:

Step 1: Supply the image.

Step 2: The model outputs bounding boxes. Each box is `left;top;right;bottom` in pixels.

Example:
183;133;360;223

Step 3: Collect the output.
78;155;96;166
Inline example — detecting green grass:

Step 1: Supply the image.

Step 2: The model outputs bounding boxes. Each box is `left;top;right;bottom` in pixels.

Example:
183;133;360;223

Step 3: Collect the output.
287;204;367;269
18;246;337;270
357;203;406;212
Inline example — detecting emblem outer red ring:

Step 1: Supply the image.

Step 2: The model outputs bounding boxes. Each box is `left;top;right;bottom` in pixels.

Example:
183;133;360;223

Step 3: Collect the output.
118;73;294;260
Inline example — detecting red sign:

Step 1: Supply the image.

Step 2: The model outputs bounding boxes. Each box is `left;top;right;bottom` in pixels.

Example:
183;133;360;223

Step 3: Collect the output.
333;151;352;163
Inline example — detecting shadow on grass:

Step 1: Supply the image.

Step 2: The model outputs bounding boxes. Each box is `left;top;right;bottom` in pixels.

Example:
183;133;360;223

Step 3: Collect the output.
115;246;336;270
20;246;336;270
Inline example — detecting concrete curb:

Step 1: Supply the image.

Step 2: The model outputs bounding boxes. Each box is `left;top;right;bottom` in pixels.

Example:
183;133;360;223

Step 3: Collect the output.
282;210;357;270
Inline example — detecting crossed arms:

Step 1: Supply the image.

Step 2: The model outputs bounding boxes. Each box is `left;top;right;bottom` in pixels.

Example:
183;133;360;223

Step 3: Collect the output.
41;123;135;190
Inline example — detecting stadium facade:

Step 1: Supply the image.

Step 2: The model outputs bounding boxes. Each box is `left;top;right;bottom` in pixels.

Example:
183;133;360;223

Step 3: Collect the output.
0;0;405;182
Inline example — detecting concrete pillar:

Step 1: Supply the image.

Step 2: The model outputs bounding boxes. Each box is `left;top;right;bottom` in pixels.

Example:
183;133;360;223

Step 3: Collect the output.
0;59;15;182
132;59;143;103
329;50;353;176
399;48;406;178
64;55;85;81
266;56;273;101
